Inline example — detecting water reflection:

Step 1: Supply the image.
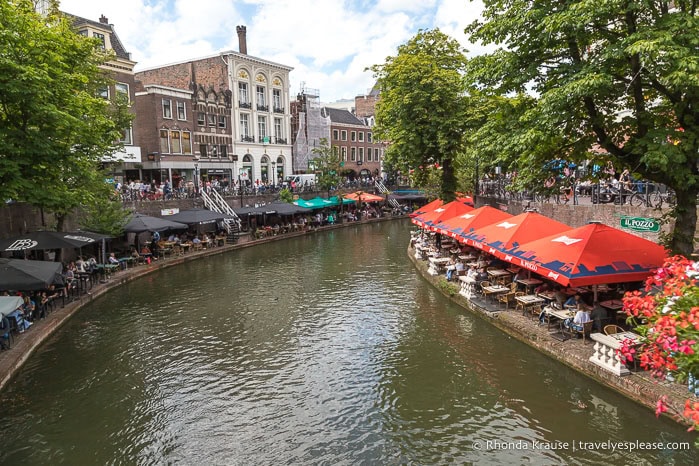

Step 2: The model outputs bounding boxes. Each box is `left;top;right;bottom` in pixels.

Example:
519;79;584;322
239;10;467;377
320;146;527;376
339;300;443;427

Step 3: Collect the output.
0;220;695;465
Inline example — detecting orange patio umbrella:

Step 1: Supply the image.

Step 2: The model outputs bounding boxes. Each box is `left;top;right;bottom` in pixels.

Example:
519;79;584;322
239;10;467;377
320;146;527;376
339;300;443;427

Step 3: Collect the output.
434;206;513;242
344;191;385;203
409;198;444;219
412;200;474;229
504;223;668;287
462;212;571;258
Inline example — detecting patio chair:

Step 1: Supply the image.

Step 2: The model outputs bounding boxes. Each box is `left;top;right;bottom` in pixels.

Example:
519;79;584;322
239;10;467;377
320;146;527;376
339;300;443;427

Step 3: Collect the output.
566;321;594;344
514;292;526;313
497;290;516;310
480;281;492;298
603;324;624;336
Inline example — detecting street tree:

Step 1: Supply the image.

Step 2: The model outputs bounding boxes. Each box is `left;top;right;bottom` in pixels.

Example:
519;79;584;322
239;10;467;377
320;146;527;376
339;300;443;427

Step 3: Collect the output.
312;138;342;197
466;0;699;256
370;29;470;203
0;0;131;230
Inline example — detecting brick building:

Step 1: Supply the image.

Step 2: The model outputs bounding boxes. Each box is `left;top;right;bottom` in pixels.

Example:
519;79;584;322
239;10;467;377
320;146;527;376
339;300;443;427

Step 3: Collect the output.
133;26;293;188
323;107;383;179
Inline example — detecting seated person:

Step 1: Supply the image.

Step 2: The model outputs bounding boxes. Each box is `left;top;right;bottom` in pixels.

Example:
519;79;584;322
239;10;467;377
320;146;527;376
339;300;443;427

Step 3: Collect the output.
108;252;119;265
564;293;581;309
445;258;457;281
563;308;592;332
140;245;151;255
466;266;478;280
590;302;609;332
476;268;488;282
513;269;527;283
455;260;465;276
192;236;202;245
553;286;567;307
534;282;550;295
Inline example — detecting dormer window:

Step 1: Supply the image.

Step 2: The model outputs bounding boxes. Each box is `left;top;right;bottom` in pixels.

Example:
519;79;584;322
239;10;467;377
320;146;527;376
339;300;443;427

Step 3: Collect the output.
93;32;105;50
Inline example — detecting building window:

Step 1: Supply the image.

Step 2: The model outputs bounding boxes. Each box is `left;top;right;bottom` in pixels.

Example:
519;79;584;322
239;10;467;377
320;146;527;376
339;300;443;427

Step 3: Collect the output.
170;130;182;154
273;88;282;111
211;145;218;158
358;131;364;142
258;116;267;141
375;149;380;162
351;131;356;142
358;147;364;162
332;146;339;156
197;112;205;126
176;101;186;120
162;99;172;119
98;86;109;99
341;146;347;161
115;83;129;102
119;127;132;145
93;31;105;49
367;132;373;143
183;131;192;154
239;82;249;106
274;118;282;141
367;147;372;162
220;145;227;158
351;147;356;162
207;114;216;126
256;86;266;106
199;144;207;157
159;129;169;153
333;129;339;140
240;113;250;139
341;130;347;141
218;115;226;128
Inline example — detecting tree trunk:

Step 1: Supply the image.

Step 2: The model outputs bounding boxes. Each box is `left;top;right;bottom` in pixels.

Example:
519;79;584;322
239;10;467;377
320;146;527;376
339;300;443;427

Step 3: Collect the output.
440;158;457;202
668;185;698;257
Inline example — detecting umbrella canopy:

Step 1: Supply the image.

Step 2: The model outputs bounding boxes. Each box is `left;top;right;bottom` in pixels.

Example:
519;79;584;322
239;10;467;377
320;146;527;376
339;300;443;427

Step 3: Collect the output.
263;201;312;215
343;191;384;203
435;206;513;242
463;212;571;258
409;198;444;219
166;209;234;225
0;296;23;318
294;196;352;209
0;230;100;252
505;223;668;287
413;200;475;230
123;213;188;233
0;258;64;291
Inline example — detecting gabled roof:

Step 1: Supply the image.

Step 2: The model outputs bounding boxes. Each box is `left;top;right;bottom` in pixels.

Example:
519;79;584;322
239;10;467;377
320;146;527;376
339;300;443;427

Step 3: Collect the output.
64;12;131;61
322;107;365;126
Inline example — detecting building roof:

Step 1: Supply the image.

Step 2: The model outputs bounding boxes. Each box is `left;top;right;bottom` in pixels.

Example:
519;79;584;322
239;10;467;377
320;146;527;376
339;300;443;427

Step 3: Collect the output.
322;107;365;126
64;12;131;61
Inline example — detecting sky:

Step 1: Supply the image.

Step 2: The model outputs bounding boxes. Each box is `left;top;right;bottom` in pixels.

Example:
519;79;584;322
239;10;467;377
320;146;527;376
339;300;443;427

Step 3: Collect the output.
58;0;488;104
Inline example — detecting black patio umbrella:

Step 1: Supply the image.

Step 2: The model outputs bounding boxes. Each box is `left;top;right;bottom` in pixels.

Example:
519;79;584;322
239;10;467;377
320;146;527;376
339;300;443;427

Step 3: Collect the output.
263;201;311;216
0;230;100;252
0;258;63;291
123;213;188;233
165;209;234;225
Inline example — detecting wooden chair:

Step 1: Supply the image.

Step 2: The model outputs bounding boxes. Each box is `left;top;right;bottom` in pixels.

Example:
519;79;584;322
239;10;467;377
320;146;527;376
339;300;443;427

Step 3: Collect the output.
566;321;594;344
604;324;624;335
514;291;526;313
498;290;516;310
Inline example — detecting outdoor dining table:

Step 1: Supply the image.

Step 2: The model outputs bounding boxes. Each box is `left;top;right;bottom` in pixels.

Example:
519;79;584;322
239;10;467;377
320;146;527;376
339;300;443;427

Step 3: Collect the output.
458;254;476;261
537;290;556;302
543;307;575;330
516;294;546;316
482;284;510;302
600;299;624;310
487;269;512;284
516;278;543;292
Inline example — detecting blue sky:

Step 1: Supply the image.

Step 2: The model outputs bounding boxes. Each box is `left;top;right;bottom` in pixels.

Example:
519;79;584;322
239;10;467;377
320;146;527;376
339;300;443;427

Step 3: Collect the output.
59;0;488;103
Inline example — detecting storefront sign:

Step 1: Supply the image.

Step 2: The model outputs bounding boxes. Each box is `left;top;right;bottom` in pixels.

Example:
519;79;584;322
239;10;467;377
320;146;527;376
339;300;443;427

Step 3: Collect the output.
161;208;179;216
620;216;660;232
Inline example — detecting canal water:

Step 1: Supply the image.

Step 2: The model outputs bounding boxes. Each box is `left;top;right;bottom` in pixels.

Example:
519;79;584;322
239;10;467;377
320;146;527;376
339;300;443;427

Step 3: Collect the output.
0;220;696;465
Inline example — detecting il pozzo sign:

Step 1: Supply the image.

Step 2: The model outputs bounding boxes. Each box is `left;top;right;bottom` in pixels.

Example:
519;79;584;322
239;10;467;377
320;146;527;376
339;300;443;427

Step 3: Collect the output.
620;216;660;233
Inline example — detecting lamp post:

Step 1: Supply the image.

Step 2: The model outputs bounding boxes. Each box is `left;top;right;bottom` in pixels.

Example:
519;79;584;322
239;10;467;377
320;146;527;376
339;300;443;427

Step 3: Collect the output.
193;155;200;194
271;161;276;188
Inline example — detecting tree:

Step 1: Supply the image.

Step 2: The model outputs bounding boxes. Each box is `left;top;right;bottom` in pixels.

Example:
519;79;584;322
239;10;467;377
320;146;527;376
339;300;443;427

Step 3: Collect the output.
369;29;470;203
0;0;131;229
466;1;699;255
312;138;342;196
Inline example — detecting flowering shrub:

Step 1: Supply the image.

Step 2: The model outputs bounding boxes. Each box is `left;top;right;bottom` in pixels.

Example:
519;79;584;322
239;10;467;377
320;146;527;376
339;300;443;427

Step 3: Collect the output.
620;255;699;429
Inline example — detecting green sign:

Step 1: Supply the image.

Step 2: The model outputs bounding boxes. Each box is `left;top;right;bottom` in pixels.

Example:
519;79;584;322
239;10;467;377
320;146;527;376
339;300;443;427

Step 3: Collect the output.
339;162;345;167
263;136;270;144
620;216;660;233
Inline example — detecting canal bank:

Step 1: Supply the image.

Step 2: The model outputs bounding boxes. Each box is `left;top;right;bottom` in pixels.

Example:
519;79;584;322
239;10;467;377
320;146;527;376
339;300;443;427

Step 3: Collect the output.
0;216;399;392
407;243;695;428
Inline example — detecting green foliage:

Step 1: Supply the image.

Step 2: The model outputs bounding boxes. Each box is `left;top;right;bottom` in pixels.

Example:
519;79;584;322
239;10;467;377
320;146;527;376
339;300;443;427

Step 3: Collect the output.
278;188;294;204
0;1;132;228
312;138;342;194
436;277;460;296
79;185;129;236
369;29;471;202
466;1;699;255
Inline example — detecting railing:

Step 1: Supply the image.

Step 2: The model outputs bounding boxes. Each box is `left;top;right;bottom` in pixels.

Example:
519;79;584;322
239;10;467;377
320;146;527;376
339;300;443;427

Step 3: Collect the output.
273;107;285;114
241;135;255;142
200;189;241;233
257;104;269;112
375;180;401;208
239;101;251;109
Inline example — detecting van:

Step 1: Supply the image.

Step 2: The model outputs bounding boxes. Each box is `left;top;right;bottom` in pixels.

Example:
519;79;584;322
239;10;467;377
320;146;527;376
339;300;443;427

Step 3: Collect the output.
283;174;316;189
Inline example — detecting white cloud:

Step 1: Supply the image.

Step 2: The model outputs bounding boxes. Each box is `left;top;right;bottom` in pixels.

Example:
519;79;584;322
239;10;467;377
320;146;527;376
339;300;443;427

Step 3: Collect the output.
57;0;487;102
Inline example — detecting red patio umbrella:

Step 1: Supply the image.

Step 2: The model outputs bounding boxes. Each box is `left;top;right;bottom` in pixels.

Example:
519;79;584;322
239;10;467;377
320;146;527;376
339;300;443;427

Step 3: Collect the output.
504;223;667;287
409;198;444;219
463;212;571;258
413;200;474;230
435;206;513;242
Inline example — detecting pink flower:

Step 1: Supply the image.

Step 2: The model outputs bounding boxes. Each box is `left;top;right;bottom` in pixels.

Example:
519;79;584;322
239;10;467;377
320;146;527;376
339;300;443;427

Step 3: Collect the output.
656;396;668;417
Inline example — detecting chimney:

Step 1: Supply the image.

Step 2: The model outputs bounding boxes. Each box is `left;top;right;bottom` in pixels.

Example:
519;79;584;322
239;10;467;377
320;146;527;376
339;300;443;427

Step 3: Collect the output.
236;25;247;54
99;14;108;24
